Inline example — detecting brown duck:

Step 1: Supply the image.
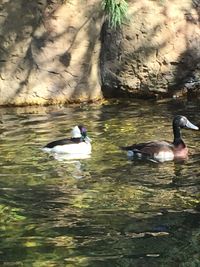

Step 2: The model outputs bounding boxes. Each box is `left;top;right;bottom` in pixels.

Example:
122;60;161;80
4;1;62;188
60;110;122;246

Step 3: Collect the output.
121;115;199;162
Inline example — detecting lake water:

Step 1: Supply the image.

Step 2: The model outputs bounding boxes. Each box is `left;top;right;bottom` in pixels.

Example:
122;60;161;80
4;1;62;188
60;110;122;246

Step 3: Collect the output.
0;99;200;267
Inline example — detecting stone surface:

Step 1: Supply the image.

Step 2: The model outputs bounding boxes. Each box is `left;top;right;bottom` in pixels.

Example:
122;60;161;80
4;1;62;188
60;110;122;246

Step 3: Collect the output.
0;0;200;106
101;0;200;99
0;0;103;106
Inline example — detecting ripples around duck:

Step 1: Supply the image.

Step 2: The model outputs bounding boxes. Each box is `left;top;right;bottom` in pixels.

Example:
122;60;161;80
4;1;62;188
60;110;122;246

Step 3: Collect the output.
0;100;200;267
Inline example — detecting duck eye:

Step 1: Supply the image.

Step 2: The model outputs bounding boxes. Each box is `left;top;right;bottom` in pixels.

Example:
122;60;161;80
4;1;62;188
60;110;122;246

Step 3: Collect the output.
181;118;187;127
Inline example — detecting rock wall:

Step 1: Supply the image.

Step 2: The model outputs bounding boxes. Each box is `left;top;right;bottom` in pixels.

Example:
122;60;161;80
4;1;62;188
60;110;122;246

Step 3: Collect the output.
0;0;103;106
0;0;200;106
101;0;200;98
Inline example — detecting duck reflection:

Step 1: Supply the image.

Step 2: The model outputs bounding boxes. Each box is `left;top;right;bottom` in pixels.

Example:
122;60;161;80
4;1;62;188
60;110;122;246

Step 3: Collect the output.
49;153;91;180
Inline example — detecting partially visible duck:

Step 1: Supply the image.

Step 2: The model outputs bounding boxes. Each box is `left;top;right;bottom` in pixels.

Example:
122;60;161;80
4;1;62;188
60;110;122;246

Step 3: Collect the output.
121;115;198;162
42;125;92;155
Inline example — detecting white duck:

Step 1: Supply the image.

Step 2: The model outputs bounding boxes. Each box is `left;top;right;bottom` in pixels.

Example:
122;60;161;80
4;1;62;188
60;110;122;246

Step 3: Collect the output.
42;125;92;155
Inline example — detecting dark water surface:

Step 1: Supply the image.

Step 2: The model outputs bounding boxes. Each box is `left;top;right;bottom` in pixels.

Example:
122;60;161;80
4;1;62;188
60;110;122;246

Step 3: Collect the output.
0;99;200;267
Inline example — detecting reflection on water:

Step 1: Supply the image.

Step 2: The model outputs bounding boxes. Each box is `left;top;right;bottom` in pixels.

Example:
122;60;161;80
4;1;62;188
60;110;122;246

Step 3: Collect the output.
0;99;200;266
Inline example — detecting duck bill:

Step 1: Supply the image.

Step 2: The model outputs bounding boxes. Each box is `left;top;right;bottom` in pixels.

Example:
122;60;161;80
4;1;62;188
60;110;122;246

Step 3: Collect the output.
85;136;92;142
186;120;199;130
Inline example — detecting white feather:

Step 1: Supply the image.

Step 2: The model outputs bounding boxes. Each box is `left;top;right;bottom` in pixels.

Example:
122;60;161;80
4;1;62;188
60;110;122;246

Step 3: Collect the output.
53;153;91;161
71;126;82;138
154;151;174;162
127;150;134;157
42;142;92;155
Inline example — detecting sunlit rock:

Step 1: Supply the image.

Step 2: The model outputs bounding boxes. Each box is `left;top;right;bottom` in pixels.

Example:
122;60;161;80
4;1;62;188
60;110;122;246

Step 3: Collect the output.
101;0;200;99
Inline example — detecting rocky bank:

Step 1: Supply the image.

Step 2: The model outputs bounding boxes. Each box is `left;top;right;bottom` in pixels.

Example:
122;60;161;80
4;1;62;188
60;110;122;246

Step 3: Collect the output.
0;0;200;106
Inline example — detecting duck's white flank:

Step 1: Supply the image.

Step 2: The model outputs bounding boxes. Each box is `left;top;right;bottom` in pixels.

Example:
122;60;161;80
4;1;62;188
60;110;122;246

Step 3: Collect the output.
153;151;174;162
42;141;91;154
127;150;174;162
53;153;91;161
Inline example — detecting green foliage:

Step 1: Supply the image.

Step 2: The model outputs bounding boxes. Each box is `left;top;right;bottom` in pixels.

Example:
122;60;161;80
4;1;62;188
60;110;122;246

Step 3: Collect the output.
102;0;128;28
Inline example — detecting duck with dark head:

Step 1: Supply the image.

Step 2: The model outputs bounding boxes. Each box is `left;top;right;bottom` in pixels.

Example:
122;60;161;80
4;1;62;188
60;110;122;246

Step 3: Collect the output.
121;115;199;162
42;125;92;155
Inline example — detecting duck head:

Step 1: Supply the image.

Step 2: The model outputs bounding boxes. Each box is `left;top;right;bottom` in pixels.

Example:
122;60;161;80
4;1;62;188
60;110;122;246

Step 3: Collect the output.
173;115;199;130
78;125;87;138
71;125;91;142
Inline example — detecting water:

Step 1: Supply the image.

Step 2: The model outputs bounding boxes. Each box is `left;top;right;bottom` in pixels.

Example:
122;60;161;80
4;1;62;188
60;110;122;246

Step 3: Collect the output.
0;99;200;267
